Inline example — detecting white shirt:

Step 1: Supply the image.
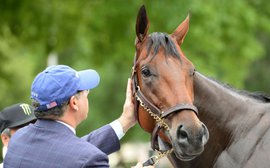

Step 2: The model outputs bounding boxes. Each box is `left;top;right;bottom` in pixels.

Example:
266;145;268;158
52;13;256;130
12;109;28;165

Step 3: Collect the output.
56;120;76;134
109;119;125;139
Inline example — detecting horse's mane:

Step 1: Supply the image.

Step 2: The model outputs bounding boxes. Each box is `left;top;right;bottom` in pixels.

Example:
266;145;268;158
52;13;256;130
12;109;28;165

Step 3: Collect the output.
209;77;270;103
246;91;270;102
146;32;181;60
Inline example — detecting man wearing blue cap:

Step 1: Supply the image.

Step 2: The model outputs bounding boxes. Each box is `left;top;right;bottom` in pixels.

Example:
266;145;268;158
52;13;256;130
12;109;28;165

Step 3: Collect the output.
0;103;36;168
4;65;151;168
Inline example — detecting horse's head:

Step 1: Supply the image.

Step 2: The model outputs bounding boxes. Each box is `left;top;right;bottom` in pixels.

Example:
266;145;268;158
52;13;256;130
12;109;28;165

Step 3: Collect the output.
132;6;209;161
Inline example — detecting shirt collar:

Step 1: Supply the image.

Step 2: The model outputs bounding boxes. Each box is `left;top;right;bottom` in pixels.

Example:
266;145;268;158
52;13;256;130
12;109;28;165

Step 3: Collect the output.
56;120;76;134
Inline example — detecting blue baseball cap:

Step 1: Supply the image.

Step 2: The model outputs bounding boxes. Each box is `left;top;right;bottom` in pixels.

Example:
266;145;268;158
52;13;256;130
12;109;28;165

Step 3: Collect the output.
31;65;100;111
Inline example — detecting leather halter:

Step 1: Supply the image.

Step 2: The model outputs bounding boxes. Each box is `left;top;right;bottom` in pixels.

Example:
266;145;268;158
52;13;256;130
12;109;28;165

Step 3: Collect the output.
131;49;199;152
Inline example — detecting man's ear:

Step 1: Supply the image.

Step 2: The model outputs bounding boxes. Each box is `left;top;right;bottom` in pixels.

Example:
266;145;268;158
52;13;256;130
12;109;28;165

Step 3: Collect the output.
1;133;10;146
69;96;79;111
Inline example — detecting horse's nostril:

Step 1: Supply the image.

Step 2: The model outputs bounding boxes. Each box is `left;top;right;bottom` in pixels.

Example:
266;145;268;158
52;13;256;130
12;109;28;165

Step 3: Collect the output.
180;130;188;139
201;123;209;143
177;125;188;140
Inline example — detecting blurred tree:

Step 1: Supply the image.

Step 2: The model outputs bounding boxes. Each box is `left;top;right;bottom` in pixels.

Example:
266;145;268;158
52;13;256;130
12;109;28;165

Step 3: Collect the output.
243;0;270;94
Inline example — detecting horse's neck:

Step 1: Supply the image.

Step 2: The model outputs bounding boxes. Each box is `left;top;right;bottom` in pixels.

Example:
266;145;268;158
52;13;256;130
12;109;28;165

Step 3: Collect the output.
193;72;261;132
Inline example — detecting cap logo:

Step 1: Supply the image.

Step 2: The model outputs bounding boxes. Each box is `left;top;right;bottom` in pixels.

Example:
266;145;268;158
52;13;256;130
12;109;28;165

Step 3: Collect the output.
46;101;58;109
20;104;32;115
31;91;38;98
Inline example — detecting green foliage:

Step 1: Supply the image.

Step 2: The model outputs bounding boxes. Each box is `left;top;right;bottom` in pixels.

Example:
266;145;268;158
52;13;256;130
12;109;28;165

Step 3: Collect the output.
0;26;35;106
183;0;265;88
0;0;270;162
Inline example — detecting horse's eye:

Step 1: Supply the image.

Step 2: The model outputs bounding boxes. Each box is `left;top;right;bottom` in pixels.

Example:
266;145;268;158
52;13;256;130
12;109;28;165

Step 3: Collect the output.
189;68;196;77
141;68;151;77
192;68;196;76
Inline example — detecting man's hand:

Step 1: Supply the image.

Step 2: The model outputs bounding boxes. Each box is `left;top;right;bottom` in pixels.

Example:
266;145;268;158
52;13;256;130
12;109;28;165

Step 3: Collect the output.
118;78;137;133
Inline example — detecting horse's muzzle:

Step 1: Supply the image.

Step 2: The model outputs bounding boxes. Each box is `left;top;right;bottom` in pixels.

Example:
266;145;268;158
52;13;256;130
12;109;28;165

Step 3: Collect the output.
172;121;209;160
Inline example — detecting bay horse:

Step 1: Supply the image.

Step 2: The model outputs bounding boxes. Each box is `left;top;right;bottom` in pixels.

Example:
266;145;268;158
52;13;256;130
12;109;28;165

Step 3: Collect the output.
131;6;209;167
133;6;270;168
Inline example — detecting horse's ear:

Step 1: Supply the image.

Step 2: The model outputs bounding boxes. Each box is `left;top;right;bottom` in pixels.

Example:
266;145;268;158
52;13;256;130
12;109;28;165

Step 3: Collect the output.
136;5;149;43
171;14;190;46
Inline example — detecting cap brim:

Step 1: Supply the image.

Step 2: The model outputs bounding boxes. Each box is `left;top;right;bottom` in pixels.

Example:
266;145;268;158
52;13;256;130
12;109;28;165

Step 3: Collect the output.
78;69;100;90
8;117;36;129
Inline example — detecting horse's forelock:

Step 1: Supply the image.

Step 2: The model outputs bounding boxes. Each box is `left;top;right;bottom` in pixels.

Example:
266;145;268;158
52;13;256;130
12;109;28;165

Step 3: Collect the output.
146;32;181;60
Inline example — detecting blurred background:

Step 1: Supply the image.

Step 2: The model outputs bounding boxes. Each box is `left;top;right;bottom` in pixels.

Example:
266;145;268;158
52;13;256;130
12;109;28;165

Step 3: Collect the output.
0;0;270;167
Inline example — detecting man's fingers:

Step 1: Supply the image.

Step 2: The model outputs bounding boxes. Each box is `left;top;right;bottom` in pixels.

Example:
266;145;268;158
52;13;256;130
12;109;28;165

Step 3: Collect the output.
126;78;132;98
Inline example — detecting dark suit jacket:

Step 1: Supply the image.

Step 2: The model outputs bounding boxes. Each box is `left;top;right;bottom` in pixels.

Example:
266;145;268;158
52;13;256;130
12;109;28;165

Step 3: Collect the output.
4;119;120;168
